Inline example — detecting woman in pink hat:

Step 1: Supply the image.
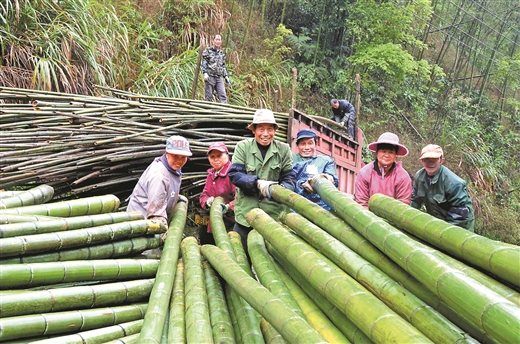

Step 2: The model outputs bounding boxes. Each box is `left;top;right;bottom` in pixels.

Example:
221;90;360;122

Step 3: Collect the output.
199;142;236;245
355;132;412;208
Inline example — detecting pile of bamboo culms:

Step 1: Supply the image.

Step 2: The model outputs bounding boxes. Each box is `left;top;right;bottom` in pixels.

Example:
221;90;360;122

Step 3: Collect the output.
1;181;520;343
0;86;289;202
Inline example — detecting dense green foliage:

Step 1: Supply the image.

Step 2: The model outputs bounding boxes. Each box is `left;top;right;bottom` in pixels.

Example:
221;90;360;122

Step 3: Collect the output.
0;0;518;243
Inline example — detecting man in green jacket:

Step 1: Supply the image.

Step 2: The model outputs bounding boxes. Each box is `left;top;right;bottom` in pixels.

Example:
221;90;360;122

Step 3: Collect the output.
411;144;475;231
229;109;296;252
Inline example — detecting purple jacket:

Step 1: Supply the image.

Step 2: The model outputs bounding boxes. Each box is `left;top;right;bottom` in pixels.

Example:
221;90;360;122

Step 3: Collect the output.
355;160;412;209
199;161;236;232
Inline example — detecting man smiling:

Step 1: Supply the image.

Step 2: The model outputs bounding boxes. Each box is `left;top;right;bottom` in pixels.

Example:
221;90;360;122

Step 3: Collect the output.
411;144;475;231
229;109;296;253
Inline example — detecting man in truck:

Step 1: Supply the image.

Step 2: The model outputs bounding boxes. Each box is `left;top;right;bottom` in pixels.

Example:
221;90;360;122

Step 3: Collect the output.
330;98;356;138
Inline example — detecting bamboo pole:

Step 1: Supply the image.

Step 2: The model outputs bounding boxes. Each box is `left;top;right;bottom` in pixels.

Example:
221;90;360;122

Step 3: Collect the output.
368;194;520;288
0;184;54;209
201;245;328;344
245;208;433;343
311;178;520;344
168;259;185;344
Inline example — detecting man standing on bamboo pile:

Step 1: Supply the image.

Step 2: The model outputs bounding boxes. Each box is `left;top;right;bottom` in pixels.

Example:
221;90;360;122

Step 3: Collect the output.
411;144;475;231
330;98;356;138
199;142;236;245
355;132;412;208
292;129;339;211
229;109;296;255
127;135;192;232
202;34;230;104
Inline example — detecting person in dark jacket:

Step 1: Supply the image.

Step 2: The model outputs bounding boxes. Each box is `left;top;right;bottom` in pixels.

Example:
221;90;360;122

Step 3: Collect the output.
411;144;475;231
229;109;296;254
199;142;236;245
202;34;230;103
292;129;338;211
330;98;356;138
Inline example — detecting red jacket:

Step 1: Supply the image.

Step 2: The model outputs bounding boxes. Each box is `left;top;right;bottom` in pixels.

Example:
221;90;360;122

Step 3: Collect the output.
355;160;412;209
199;161;236;232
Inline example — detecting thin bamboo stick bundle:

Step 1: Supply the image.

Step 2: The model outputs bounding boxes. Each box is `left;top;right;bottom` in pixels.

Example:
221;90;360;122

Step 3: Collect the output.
0;236;162;264
182;237;214;344
27;319;143;344
168;259;185;344
202;260;235;344
0;259;159;289
0;303;147;341
0;211;144;238
311;178;520;344
0;194;120;216
138;198;187;343
369;194;520;288
279;211;477;344
0;279;154;318
201;245;328;344
245;208;433;343
0;219;164;258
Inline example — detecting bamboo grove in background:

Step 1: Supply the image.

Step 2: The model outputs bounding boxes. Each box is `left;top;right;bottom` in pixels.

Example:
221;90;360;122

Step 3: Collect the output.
0;179;518;343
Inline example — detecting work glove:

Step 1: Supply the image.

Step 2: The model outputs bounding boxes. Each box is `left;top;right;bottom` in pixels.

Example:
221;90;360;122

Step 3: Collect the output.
225;76;230;85
339;121;345;127
257;179;278;199
221;203;230;214
205;196;215;208
204;73;209;81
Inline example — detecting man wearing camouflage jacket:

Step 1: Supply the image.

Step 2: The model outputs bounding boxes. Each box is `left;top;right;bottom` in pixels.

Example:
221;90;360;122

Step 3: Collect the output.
202;34;230;104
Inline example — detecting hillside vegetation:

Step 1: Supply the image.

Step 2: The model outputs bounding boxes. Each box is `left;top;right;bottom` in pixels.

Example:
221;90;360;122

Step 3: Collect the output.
0;0;518;243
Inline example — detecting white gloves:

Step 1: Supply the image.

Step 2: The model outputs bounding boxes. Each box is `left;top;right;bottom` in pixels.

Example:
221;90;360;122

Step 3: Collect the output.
225;76;230;84
257;179;277;199
221;203;230;214
204;73;209;81
339;121;345;127
205;196;215;208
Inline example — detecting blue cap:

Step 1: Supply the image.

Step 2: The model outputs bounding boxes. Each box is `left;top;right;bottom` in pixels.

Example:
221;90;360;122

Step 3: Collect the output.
296;129;318;143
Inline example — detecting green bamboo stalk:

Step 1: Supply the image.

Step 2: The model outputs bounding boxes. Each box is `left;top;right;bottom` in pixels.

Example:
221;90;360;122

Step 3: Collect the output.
0;279;154;317
138;198;187;344
229;231;254;277
369;194;520;288
203;260;235;344
200;244;328;344
102;333;140;344
0;236;161;264
0;191;23;199
0;259;159;289
225;284;243;344
210;197;263;343
0;211;144;238
27;319;143;344
267;244;372;344
168;259;185;344
0;219;164;258
182;237;214;344
0;303;147;341
0;194;120;216
247;230;305;319
280;211;477;344
260;318;287;344
271;254;351;344
0;184;54;209
0;214;59;224
245;208;433;343
311;178;520;344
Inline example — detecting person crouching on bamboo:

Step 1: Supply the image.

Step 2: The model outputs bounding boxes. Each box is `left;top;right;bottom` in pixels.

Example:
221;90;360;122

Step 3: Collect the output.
199;142;236;245
229;109;296;255
355;132;412;208
292;129;339;211
127;135;191;247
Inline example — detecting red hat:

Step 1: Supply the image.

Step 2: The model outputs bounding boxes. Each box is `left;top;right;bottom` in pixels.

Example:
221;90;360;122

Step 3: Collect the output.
207;142;229;155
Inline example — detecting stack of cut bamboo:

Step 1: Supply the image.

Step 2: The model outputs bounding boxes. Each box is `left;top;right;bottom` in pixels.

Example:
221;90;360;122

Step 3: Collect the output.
0;86;289;202
1;182;519;343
